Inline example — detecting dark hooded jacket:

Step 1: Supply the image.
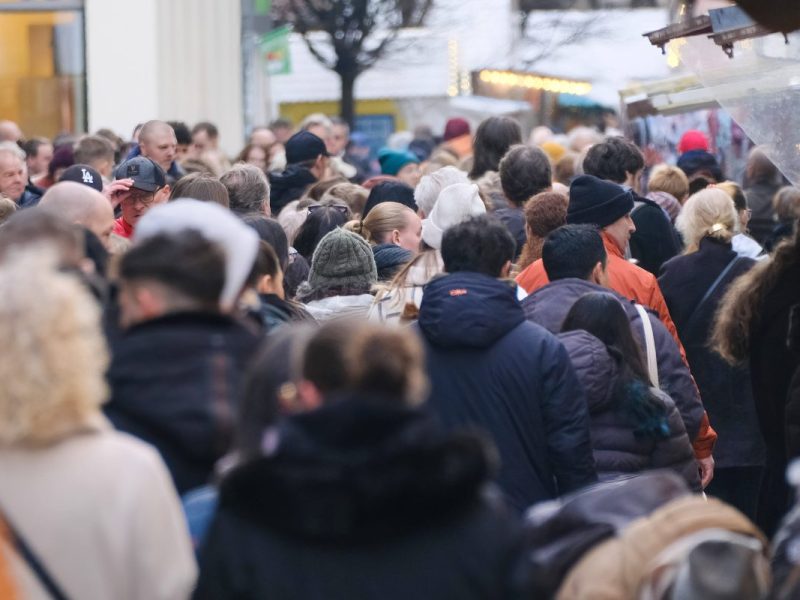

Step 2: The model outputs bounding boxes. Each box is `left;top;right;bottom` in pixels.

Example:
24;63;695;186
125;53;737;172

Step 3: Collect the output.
521;278;704;442
194;396;527;600
658;237;765;468
417;272;597;513
105;311;261;494
558;330;701;491
268;165;318;215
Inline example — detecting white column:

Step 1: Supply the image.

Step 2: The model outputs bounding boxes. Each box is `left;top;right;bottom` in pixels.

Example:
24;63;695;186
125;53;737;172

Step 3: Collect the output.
85;0;159;139
156;0;244;156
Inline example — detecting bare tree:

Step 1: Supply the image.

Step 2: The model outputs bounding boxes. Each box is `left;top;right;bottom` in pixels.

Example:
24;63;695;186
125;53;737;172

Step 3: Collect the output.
274;0;435;126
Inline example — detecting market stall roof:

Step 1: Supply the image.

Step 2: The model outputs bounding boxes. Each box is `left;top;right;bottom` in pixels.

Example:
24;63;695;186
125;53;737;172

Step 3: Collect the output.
619;75;719;118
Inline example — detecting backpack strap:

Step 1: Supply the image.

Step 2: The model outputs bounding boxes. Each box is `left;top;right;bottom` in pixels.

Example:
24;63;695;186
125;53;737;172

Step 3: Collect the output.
684;256;743;335
635;303;660;389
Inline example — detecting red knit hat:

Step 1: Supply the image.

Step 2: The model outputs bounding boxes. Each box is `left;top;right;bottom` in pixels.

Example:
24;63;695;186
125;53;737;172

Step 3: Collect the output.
443;118;470;142
678;130;709;154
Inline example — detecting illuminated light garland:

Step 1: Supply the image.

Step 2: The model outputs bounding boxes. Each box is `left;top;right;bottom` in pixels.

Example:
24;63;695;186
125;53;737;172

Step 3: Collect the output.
478;69;593;96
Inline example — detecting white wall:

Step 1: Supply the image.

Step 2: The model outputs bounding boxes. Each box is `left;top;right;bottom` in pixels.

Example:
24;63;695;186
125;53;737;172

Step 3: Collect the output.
85;0;159;139
85;0;244;155
157;0;244;155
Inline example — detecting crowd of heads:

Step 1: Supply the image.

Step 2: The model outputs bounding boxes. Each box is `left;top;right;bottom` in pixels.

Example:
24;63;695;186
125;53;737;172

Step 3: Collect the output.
0;112;799;599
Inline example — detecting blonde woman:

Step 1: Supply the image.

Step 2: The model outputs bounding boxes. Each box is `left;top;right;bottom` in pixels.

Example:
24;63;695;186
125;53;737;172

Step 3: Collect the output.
352;201;421;281
658;188;765;519
369;183;485;323
0;249;196;599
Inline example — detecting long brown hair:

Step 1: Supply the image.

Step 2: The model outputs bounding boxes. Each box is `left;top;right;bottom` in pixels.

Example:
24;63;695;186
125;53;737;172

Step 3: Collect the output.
712;226;800;364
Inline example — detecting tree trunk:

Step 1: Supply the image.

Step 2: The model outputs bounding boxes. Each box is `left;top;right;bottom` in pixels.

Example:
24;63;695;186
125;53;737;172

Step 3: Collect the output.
339;69;358;129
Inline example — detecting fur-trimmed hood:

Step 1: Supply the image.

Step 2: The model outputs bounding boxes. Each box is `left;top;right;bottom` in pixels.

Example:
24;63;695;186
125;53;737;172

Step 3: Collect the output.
217;395;497;543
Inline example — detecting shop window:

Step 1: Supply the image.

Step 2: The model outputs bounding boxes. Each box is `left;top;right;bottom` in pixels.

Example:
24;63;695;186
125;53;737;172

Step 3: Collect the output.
0;3;86;138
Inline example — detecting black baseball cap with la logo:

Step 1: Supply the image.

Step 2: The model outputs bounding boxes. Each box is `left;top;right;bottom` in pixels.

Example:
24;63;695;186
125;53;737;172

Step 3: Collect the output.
59;164;104;192
114;156;167;192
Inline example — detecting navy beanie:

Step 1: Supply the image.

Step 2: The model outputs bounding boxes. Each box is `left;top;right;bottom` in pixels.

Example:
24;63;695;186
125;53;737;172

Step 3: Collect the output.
363;181;417;218
568;175;635;228
677;149;724;182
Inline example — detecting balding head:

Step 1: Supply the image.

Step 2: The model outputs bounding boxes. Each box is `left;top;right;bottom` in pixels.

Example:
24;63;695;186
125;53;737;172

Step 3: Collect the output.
40;182;115;249
0;121;22;143
139;120;177;172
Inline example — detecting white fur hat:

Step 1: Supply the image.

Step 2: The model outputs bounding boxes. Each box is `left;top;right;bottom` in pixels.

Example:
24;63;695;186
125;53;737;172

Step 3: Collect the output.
421;183;486;250
414;166;469;217
134;199;259;310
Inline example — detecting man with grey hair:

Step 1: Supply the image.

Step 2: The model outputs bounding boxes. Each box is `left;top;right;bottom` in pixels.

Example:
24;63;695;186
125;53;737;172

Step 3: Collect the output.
39;181;116;249
0;142;42;207
220;163;271;216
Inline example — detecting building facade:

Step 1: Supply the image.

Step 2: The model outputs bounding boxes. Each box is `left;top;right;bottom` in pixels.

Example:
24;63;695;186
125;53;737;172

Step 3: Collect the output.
0;0;244;154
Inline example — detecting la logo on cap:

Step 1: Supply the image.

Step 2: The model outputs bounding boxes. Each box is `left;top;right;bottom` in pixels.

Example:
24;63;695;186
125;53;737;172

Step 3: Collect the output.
81;168;94;184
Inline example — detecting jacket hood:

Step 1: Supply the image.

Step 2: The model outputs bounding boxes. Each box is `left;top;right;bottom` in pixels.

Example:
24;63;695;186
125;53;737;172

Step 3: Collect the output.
218;394;495;542
557;330;618;413
419;272;524;348
269;165;317;192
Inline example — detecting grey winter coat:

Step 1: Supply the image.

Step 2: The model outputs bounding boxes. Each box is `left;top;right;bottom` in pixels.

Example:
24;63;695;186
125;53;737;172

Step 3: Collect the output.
558;331;701;491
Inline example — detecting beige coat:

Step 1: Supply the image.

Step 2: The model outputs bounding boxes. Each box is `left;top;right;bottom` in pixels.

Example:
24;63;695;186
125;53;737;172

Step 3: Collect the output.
556;496;766;600
0;419;197;600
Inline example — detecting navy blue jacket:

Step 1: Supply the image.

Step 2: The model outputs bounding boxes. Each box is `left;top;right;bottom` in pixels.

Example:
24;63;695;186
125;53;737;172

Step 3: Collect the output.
417;272;597;512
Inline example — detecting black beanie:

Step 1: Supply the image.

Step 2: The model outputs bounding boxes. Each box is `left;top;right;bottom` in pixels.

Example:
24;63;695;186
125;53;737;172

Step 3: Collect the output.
363;181;417;218
568;175;635;228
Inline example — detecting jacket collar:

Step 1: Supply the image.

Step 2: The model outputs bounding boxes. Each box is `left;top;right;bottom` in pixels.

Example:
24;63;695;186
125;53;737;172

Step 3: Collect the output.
602;231;625;259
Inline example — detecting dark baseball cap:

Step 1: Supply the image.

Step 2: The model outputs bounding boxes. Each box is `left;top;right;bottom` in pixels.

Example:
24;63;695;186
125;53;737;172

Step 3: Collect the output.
114;156;167;192
59;164;103;192
285;130;329;165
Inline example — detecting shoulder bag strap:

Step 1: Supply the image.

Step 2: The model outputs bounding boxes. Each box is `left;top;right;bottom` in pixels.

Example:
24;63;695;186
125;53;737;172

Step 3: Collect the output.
635;303;660;389
684;256;742;334
0;509;70;600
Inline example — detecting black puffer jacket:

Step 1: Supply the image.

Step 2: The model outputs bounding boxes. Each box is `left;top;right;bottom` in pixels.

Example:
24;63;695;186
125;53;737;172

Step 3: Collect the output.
559;331;701;491
106;312;261;494
195;396;528;599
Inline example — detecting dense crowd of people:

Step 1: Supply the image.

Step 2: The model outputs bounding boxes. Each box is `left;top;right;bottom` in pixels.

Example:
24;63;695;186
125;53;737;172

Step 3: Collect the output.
0;111;799;599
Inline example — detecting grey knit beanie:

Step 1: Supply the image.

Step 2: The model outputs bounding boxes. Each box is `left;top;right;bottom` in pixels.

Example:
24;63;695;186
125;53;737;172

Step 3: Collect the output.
307;228;377;292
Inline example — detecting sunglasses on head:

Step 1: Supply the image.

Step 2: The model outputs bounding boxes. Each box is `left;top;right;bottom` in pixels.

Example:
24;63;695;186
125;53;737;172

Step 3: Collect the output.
308;203;349;216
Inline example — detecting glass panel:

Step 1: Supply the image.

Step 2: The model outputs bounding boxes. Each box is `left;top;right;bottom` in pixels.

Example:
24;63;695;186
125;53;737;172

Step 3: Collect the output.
0;9;86;138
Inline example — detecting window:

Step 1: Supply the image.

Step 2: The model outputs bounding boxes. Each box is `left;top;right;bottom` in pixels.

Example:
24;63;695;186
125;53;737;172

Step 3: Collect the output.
0;0;86;138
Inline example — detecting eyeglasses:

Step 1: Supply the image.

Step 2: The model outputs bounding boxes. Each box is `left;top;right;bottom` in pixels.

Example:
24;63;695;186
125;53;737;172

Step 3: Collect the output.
123;190;158;207
308;203;350;216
